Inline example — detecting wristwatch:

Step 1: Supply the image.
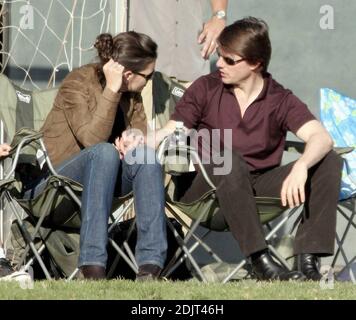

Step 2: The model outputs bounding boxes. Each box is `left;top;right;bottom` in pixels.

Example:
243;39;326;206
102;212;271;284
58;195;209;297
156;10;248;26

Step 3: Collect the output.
213;10;226;20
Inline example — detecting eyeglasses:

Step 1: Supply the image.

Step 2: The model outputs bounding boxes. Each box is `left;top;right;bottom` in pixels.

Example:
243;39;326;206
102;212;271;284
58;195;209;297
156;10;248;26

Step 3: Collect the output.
217;49;245;66
134;71;154;81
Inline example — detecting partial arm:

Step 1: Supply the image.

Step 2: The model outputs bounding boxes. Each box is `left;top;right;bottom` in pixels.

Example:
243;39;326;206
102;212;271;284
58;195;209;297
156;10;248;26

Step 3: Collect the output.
198;0;228;59
145;120;177;149
281;120;333;207
145;77;207;149
62;60;124;147
295;120;334;169
0;143;11;157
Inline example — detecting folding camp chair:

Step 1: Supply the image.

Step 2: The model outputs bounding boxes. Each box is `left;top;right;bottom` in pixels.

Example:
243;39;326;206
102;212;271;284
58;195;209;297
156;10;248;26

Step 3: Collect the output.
155;138;305;283
158;135;352;283
0;129;72;280
0;73;58;259
0;74;138;279
320;88;356;283
1;128;140;280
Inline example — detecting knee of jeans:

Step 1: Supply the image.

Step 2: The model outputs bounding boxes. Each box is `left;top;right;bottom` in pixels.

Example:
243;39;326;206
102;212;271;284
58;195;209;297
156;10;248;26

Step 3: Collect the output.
145;146;159;165
125;145;158;166
91;142;120;164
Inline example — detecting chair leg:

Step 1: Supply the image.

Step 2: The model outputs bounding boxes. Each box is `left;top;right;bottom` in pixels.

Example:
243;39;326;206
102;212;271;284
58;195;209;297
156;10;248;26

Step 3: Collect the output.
107;198;139;278
332;201;356;283
337;256;356;283
166;205;223;262
108;238;139;274
16;189;57;267
333;233;349;269
332;204;356;267
162;204;225;281
23;244;45;271
222;259;248;283
163;217;208;282
107;219;138;278
67;268;80;281
4;192;52;280
268;244;292;270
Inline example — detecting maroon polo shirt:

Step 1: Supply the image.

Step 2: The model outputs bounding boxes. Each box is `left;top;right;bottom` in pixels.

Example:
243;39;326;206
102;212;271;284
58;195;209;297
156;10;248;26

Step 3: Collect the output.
170;71;316;172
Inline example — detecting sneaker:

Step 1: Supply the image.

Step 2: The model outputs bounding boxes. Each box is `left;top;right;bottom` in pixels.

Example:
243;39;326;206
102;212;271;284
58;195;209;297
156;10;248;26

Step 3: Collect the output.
0;270;34;288
136;264;162;281
0;258;14;277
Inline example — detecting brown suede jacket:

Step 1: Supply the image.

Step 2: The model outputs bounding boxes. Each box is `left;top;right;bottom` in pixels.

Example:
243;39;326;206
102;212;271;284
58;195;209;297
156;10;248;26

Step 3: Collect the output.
41;63;147;166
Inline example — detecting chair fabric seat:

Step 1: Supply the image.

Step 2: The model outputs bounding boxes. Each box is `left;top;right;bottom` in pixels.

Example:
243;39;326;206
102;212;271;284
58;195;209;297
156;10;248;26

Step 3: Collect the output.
166;174;288;231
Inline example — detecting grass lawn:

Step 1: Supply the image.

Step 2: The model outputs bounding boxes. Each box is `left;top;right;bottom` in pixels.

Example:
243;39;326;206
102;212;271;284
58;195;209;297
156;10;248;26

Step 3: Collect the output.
0;279;355;300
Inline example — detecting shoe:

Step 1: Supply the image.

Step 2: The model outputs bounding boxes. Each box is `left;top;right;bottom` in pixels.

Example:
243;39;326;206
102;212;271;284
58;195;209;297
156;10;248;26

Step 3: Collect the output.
0;270;33;288
80;265;106;280
136;264;162;281
0;258;14;277
251;251;305;281
296;253;322;281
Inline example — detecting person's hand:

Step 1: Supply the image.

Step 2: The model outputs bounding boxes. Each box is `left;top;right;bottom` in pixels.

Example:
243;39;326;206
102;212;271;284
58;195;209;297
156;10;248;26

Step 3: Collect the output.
0;143;11;158
114;130;144;159
144;131;161;150
198;17;226;59
103;58;125;93
144;122;179;150
280;161;308;208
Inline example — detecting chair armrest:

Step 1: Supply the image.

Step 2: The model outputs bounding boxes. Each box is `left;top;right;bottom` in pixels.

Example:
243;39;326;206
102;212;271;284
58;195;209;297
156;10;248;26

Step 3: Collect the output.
284;141;354;156
284;140;305;154
334;146;354;156
9;128;43;156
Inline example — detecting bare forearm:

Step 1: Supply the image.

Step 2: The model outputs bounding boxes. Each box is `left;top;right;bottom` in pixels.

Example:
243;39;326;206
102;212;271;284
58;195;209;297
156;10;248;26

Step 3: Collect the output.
210;0;228;12
145;120;177;149
156;120;177;143
297;132;333;169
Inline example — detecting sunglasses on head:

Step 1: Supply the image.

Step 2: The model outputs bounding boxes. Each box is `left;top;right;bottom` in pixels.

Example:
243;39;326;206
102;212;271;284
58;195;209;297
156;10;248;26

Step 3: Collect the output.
134;70;154;81
216;49;245;66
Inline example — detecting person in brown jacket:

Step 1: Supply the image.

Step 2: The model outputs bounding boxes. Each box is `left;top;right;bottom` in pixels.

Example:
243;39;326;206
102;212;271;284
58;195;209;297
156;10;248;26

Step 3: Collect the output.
22;32;167;280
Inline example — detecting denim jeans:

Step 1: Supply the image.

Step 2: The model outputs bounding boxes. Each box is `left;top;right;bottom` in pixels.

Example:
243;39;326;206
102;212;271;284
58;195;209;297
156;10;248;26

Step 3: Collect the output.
24;142;167;269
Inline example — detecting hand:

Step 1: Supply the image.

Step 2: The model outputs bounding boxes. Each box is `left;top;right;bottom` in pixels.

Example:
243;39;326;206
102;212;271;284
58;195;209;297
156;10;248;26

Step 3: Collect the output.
280;161;308;208
198;17;226;59
0;143;11;157
144;131;161;150
144;123;179;150
114;129;144;159
103;58;125;93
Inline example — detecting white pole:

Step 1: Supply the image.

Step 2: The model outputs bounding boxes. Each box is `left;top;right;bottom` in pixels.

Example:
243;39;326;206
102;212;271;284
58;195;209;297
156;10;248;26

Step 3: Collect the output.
110;0;128;34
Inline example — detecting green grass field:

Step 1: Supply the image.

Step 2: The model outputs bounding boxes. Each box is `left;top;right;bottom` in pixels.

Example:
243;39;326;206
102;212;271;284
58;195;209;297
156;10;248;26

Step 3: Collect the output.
0;279;355;300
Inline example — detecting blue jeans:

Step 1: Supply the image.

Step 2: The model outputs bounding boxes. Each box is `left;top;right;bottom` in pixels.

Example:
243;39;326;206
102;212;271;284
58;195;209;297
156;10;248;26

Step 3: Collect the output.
24;143;167;269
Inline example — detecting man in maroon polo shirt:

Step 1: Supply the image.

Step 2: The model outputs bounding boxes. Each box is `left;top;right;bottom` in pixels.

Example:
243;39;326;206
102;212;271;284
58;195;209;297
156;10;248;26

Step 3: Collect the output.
152;17;343;281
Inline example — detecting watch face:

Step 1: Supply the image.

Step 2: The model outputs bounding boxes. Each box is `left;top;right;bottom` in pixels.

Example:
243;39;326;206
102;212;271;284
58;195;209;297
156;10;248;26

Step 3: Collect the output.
215;10;226;19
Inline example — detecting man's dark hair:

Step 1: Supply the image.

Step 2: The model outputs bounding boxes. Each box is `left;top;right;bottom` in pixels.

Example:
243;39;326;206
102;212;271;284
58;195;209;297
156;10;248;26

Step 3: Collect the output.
217;17;272;74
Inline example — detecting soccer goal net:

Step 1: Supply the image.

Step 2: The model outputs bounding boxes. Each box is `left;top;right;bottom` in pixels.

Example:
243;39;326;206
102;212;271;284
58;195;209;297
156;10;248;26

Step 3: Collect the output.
0;0;127;89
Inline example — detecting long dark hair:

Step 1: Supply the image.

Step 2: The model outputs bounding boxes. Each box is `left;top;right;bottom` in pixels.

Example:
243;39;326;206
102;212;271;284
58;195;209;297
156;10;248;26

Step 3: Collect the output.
94;31;157;87
218;17;272;74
